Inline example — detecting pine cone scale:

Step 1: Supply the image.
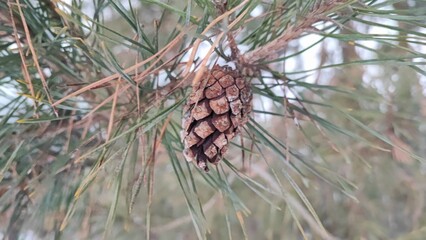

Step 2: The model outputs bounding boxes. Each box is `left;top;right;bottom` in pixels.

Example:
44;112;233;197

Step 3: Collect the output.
193;100;212;120
209;96;229;114
205;82;224;99
193;119;215;138
218;75;235;88
212;114;231;132
226;85;239;101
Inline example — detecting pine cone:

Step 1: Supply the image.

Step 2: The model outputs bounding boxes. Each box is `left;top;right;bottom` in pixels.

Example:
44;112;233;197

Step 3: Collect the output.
182;64;252;172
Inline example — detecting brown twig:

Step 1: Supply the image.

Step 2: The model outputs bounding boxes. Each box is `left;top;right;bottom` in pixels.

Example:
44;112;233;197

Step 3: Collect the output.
183;0;250;85
106;77;121;141
14;0;59;116
7;0;37;114
52;30;188;107
240;0;350;65
212;0;240;61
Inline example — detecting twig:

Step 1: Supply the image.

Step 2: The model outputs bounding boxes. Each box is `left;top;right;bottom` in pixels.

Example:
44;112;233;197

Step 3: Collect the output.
52;30;188;107
183;0;250;86
106;77;121;141
7;0;37;114
14;0;59;116
240;0;350;65
212;0;240;61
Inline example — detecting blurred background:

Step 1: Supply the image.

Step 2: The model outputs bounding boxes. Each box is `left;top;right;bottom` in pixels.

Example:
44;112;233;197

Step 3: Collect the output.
1;0;426;239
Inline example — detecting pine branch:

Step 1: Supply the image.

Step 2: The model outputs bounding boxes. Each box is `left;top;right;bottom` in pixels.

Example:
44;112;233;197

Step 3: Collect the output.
240;0;351;65
1;0;426;239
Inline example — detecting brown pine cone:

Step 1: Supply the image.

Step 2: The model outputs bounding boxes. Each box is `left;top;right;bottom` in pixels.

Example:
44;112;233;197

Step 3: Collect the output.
182;64;252;172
